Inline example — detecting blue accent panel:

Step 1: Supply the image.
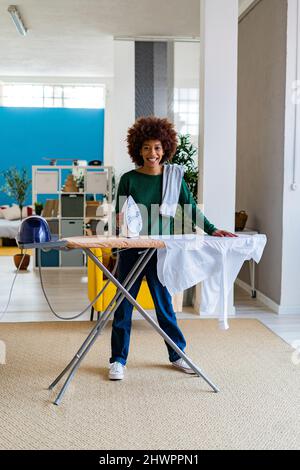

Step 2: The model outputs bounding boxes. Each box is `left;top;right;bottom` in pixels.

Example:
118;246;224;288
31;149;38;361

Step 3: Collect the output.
0;107;104;205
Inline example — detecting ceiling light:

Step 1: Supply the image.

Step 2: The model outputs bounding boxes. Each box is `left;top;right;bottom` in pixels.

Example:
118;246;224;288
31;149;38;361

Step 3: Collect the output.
7;5;27;36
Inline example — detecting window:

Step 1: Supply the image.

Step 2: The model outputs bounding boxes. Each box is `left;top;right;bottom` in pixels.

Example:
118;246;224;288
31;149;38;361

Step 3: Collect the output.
174;88;199;137
0;84;105;109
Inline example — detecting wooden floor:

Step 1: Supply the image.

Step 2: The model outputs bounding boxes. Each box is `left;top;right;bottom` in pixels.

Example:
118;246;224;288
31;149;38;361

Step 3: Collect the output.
1;256;300;348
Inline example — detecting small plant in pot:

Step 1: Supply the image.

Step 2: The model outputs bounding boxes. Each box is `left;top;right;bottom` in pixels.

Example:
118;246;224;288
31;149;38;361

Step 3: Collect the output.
1;167;32;270
172;133;198;201
34;201;44;216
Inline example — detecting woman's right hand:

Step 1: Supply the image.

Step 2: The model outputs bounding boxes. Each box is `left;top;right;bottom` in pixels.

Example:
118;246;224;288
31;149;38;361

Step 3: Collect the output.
212;229;237;238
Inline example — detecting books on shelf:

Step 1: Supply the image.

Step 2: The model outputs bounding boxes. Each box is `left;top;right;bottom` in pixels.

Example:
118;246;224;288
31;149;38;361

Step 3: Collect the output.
62;174;78;193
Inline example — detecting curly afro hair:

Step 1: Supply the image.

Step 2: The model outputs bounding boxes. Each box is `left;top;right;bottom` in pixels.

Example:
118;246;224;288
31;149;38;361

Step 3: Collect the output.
127;116;178;166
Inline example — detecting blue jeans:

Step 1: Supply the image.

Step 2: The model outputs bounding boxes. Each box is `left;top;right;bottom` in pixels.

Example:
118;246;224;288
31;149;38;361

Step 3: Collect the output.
110;249;186;366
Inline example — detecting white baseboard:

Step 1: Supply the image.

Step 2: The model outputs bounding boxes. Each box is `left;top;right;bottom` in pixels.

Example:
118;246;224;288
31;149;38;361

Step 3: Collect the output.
236;279;300;315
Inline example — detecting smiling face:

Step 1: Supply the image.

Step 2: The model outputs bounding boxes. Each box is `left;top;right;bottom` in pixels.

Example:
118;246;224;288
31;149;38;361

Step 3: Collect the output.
140;139;164;169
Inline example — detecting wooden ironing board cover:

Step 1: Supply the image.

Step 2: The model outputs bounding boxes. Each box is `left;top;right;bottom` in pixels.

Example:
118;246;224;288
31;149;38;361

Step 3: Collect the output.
63;235;165;249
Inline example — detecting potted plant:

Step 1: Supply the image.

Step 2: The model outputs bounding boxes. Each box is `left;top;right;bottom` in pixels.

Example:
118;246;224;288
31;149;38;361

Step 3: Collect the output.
72;165;85;192
77;175;85;192
172;133;198;201
1;167;32;270
34;201;44;216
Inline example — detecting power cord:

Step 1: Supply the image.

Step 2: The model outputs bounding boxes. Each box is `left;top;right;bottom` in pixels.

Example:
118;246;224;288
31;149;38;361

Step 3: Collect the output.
37;248;120;320
0;251;27;322
0;246;139;322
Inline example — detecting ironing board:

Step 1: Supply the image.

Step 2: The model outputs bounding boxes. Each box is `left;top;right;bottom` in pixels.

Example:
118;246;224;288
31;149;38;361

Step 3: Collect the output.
42;236;220;405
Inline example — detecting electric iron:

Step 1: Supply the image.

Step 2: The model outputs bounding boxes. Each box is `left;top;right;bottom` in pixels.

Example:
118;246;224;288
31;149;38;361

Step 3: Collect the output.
120;196;143;238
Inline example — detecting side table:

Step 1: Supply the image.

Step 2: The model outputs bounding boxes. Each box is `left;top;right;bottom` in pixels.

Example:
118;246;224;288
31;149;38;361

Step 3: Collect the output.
235;228;258;298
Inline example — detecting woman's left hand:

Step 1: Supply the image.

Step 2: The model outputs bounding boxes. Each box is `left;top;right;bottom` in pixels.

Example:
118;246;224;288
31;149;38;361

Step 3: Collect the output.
212;229;238;238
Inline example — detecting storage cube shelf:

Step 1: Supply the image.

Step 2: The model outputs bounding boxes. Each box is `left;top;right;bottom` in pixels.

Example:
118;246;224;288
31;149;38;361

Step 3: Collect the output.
32;165;114;268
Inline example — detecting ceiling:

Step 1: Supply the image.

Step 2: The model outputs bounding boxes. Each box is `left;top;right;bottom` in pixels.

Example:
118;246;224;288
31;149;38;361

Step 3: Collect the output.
0;0;253;78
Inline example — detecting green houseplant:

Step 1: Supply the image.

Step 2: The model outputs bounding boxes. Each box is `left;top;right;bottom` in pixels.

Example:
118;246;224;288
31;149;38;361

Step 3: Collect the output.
1;167;32;270
172;133;198;202
34;201;44;216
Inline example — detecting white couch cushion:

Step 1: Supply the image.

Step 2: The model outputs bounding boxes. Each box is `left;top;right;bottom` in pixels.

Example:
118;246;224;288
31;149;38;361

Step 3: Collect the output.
0;205;9;219
1;204;29;221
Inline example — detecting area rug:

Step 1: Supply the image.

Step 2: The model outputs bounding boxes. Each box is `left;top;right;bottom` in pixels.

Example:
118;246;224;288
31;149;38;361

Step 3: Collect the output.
0;319;299;450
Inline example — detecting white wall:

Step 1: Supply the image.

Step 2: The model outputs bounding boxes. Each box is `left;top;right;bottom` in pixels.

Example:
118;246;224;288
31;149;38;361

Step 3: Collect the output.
236;0;287;306
281;0;300;314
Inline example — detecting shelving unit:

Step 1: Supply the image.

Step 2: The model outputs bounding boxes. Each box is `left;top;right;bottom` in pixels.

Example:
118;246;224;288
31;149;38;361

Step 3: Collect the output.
32;165;114;268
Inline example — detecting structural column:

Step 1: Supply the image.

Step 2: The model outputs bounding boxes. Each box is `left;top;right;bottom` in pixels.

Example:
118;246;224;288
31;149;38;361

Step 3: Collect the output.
195;0;239;315
112;40;135;179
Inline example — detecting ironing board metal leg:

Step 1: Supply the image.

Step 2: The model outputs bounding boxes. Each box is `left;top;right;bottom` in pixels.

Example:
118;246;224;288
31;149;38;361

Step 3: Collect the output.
51;246;219;404
53;332;99;406
87;249;220;394
49;249;155;400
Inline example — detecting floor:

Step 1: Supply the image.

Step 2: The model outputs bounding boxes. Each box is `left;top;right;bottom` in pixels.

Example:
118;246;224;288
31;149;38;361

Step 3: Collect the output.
1;255;300;348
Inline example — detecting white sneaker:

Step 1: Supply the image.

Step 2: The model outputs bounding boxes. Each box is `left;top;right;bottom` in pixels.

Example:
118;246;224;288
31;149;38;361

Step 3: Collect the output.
171;358;196;375
108;361;125;380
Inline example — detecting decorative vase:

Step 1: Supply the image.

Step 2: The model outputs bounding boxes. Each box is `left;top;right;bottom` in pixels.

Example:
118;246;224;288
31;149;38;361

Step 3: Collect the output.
14;253;30;271
235;211;248;231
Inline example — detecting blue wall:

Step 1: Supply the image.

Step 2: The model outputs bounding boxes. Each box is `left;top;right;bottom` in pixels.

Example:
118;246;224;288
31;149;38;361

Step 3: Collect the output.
0;107;104;205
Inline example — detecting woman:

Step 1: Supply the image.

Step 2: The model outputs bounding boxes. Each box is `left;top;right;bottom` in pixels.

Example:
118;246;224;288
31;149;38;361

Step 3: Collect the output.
109;116;235;380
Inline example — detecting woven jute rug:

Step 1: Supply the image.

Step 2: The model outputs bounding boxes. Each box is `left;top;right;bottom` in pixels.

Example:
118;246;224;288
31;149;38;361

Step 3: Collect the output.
0;319;299;450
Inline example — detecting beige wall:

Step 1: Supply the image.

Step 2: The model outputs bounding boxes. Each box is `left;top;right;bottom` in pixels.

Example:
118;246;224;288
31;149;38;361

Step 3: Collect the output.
236;0;287;304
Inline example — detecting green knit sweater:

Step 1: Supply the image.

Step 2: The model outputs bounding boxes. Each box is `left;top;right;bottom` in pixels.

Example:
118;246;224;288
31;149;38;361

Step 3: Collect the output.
115;170;217;236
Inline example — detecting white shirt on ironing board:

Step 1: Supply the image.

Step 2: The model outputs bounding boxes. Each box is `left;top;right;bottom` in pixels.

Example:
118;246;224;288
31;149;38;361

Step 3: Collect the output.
152;234;267;330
